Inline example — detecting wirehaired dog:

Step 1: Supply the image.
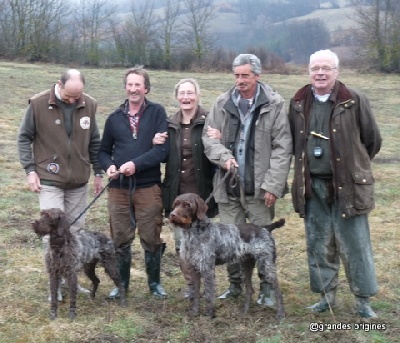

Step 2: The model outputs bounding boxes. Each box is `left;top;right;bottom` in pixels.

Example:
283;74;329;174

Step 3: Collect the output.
169;193;285;319
32;208;126;319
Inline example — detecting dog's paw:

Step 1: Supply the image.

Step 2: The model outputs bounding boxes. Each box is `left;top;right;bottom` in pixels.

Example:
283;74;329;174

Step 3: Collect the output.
206;307;216;319
121;298;128;307
69;308;77;320
275;310;285;320
189;308;200;318
49;310;57;320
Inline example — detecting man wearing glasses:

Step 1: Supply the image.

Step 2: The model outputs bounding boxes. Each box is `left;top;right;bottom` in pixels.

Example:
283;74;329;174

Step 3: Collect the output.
288;49;382;318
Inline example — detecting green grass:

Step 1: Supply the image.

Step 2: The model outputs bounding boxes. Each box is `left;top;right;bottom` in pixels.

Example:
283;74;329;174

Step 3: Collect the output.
0;61;399;343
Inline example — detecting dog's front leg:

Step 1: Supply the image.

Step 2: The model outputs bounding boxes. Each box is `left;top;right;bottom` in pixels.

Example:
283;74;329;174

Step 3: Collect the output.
49;272;59;320
203;265;216;318
68;272;78;319
190;268;201;317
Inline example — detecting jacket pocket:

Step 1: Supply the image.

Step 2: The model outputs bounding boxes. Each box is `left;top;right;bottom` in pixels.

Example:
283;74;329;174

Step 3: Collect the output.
351;171;374;210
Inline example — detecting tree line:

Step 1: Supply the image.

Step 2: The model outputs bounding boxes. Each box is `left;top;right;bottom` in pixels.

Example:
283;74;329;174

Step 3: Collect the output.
0;0;398;72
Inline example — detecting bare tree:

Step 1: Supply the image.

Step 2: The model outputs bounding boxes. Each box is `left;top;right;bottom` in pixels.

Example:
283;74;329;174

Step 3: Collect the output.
74;0;119;66
121;0;159;66
0;0;71;61
351;0;400;72
159;0;181;69
182;0;216;62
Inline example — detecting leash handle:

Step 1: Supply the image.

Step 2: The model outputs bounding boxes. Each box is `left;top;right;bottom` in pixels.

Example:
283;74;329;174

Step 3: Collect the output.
204;164;238;205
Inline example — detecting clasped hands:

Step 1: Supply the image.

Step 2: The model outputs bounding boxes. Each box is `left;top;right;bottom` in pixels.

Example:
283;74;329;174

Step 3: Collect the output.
106;161;136;179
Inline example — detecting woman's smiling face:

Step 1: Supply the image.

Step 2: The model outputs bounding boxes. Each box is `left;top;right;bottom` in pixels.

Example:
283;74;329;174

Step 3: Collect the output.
176;81;198;111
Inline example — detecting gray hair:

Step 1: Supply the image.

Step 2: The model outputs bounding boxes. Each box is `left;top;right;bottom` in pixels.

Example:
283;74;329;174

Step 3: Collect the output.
124;65;151;93
174;78;201;98
232;54;262;75
309;49;340;69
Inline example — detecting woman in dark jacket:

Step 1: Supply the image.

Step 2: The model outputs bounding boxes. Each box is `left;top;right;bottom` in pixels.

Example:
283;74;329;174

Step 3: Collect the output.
153;78;218;297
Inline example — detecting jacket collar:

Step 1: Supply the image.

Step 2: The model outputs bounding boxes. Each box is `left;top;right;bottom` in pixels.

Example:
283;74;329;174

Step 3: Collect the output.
48;84;86;108
224;82;271;115
168;105;207;127
293;80;353;104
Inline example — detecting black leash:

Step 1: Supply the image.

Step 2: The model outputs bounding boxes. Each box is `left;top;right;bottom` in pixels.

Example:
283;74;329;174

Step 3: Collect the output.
204;164;239;204
69;177;114;226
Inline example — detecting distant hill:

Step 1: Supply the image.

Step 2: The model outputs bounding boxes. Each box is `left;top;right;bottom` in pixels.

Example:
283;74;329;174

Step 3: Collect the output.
122;0;362;63
122;0;360;37
207;1;359;33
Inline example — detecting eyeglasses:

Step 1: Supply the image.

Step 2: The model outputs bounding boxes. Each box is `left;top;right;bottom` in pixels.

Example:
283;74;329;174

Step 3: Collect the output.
177;91;196;97
309;66;337;73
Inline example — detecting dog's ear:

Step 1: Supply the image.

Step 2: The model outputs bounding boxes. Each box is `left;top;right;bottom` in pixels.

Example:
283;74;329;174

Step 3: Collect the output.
195;195;208;221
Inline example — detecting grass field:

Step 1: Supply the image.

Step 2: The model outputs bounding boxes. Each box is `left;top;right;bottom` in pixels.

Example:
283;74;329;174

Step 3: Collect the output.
0;61;399;343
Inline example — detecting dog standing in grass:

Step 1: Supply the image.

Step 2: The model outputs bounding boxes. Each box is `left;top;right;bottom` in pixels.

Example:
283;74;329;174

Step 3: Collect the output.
169;193;285;319
32;208;126;319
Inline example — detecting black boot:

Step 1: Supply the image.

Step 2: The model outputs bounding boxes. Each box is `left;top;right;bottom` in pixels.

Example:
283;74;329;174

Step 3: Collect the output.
218;262;242;299
218;282;242;299
145;243;167;298
257;282;276;307
108;246;131;299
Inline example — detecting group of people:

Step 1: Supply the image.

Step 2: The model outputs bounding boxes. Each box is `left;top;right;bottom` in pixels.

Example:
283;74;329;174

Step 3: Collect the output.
17;48;382;319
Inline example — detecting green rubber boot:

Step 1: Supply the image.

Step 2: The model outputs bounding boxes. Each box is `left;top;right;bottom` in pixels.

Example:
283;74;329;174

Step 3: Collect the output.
108;246;131;300
145;243;167;298
257;282;276;308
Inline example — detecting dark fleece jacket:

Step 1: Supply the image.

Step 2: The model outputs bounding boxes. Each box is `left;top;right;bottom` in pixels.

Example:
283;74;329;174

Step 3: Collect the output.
98;99;169;189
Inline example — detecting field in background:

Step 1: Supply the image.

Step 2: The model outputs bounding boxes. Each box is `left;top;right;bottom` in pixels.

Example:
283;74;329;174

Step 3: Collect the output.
0;62;399;343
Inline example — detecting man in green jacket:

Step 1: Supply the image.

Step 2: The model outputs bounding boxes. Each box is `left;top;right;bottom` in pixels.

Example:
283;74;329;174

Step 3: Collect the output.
202;54;292;306
288;49;382;318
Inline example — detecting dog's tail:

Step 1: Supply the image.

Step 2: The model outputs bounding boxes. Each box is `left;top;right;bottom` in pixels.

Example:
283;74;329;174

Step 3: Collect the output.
266;218;285;232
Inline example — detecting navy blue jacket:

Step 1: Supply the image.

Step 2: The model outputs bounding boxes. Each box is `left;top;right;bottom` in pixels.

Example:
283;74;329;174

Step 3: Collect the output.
98;99;169;189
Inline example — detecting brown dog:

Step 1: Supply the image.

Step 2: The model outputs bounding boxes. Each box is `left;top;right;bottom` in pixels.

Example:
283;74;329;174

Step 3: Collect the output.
32;208;126;319
169;193;285;319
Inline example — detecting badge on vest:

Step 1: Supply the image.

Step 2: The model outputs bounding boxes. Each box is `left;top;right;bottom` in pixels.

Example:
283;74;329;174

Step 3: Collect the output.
80;116;90;129
47;163;60;174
